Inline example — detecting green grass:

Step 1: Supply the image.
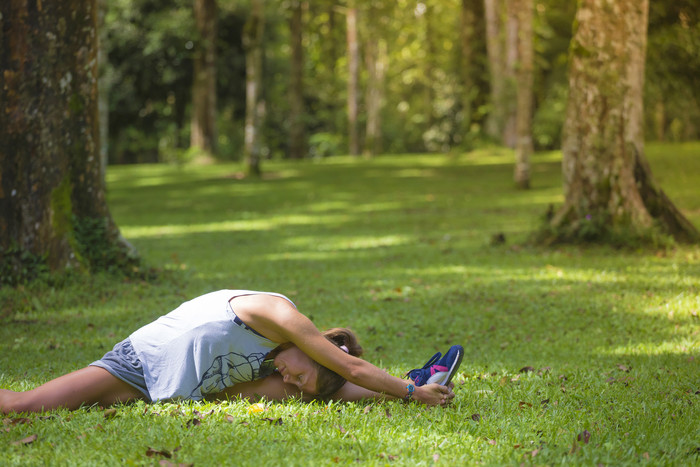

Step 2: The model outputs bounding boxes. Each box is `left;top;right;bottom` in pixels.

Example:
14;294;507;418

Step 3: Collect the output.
2;142;699;465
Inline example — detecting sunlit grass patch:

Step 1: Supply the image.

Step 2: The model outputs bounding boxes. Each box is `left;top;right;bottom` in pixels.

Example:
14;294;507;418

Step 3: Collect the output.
2;143;699;465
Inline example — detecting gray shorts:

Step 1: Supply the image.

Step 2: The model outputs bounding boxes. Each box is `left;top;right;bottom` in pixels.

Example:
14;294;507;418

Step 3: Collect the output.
90;337;151;401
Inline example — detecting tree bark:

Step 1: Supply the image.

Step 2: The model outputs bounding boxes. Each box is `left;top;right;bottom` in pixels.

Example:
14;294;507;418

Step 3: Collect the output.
458;0;479;139
243;0;265;176
346;0;360;156
191;0;218;156
549;0;698;244
363;4;386;158
484;0;506;143
288;0;306;159
513;0;534;189
0;0;136;281
503;0;518;148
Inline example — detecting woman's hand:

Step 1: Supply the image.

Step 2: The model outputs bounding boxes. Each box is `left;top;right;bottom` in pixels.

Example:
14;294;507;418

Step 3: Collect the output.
413;382;455;406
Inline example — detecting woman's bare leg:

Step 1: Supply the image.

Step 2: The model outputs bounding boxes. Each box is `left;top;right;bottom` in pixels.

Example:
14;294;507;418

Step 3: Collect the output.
0;366;145;414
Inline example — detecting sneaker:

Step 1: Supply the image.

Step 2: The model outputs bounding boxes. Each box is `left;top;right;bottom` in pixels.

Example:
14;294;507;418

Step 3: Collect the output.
407;345;464;386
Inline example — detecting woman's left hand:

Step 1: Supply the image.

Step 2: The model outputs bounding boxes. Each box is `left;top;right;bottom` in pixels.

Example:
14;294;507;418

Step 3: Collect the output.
413;382;455;406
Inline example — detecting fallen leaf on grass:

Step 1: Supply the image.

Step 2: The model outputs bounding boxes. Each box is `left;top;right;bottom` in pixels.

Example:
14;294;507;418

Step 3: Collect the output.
363;406;372;415
377;453;398;460
487;439;497;445
146;446;181;459
185;418;201;428
518;401;533;409
103;408;117;419
385;408;392;418
3;417;32;426
471;413;481;422
617;364;631;372
577;430;591;444
262;417;283;426
12;434;38;446
570;430;591;454
224;414;236;423
519;366;535;373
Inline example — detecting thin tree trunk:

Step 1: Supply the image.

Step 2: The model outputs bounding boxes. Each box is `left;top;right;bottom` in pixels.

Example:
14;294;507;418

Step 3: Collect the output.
458;0;478;137
364;37;386;157
191;0;218;156
346;0;360;156
288;0;306;159
503;0;518;148
513;0;534;189
243;0;265;176
484;0;506;142
549;0;698;244
0;0;136;280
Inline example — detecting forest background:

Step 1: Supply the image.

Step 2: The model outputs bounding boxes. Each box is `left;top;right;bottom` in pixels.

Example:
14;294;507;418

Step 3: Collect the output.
102;0;699;167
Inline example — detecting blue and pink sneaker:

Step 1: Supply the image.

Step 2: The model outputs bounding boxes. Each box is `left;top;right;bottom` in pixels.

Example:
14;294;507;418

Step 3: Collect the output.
407;345;464;386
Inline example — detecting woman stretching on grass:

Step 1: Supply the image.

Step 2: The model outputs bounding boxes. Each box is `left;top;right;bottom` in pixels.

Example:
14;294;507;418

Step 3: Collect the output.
0;290;463;414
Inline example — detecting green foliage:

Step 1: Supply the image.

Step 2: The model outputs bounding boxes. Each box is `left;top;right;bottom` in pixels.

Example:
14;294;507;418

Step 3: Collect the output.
308;132;341;159
0;245;49;287
73;216;140;276
1;144;699;464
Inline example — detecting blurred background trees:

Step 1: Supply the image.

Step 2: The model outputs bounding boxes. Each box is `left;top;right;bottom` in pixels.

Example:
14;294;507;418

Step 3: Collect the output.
98;0;696;166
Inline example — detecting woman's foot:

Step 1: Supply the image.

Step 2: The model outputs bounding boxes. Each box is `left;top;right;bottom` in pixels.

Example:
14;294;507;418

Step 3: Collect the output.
407;345;464;386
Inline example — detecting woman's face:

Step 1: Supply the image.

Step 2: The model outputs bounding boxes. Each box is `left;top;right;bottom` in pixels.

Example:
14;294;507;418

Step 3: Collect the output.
273;346;319;395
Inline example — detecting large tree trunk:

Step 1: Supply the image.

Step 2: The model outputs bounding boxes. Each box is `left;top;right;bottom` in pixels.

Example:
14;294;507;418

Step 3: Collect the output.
243;0;265;176
288;0;306;160
191;0;218;156
0;0;136;282
512;0;534;189
549;0;698;244
346;0;360;156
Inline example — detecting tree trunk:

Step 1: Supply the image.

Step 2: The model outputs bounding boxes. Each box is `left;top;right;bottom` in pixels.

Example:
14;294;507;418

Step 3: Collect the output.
346;0;360;156
458;0;479;139
243;0;265;176
363;4;386;158
549;0;698;244
484;0;506;142
513;0;534;189
0;0;136;282
288;0;306;160
502;0;518;148
191;0;218;156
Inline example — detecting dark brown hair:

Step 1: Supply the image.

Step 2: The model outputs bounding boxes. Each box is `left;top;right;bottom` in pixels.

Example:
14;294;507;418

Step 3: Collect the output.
314;328;363;399
267;328;363;399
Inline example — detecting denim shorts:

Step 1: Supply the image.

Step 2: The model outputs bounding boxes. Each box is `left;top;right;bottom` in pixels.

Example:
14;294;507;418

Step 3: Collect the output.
90;337;151;401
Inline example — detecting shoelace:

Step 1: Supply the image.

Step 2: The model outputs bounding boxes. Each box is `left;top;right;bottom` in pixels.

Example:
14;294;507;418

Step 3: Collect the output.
417;352;441;371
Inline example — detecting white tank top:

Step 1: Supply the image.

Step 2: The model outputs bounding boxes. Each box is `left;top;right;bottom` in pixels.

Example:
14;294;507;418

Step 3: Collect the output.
129;289;294;401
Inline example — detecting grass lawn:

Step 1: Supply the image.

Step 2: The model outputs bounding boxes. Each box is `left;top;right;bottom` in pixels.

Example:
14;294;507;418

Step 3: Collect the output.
1;142;699;465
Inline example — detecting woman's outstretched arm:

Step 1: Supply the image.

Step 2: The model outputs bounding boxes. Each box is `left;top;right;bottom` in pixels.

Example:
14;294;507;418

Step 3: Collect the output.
232;294;453;406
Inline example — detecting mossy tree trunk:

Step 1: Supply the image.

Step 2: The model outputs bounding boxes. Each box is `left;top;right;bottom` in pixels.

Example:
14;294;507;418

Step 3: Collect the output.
191;0;218;156
548;0;698;244
0;0;136;281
